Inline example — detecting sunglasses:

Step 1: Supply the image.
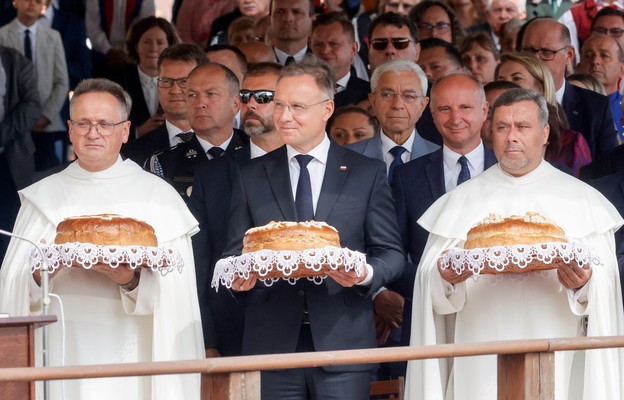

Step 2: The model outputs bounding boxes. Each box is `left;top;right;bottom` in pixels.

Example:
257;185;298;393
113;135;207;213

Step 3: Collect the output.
239;89;275;104
370;38;413;51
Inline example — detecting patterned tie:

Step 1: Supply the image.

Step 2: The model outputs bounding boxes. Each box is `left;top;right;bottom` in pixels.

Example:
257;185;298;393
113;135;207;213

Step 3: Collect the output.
24;29;32;61
457;155;471;186
285;56;295;66
207;147;224;159
175;132;193;143
295;154;314;222
388;146;407;185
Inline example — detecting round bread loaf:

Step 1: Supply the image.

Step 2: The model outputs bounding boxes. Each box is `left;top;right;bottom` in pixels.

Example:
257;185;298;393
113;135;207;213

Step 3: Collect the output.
55;214;158;247
242;221;340;253
464;212;566;249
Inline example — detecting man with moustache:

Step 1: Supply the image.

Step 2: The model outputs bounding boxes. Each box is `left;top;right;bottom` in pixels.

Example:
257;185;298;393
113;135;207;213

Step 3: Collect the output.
150;62;248;202
406;88;624;400
222;61;404;398
122;44;206;167
271;0;314;65
189;62;284;357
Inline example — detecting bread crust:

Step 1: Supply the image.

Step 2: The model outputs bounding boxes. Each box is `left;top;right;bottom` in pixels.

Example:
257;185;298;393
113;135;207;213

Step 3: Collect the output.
242;221;340;253
55;214;158;247
464;213;566;249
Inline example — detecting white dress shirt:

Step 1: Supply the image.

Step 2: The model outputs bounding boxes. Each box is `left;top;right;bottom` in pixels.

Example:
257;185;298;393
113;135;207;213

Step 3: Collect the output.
380;129;416;170
196;132;233;158
16;20;38;65
442;142;485;192
165;120;193;147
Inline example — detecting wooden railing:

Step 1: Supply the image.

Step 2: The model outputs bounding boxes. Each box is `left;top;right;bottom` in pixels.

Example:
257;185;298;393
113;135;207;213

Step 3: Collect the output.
1;336;623;399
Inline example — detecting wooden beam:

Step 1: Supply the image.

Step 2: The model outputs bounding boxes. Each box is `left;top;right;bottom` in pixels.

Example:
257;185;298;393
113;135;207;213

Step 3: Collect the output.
203;371;260;400
498;352;554;400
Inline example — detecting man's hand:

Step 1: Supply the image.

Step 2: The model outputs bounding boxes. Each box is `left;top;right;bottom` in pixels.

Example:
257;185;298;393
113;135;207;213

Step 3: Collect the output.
327;266;367;287
557;260;592;290
373;290;404;345
438;256;472;285
136;114;166;138
91;263;136;286
205;347;220;358
231;273;257;291
32;116;50;132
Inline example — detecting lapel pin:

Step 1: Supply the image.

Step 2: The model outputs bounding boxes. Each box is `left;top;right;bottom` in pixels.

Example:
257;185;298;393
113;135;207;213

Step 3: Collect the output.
340;166;347;171
186;149;198;159
235;146;243;150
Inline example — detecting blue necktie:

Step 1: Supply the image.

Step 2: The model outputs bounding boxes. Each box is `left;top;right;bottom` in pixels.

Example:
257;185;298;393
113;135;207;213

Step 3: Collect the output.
24;29;32;61
457;155;471;186
388;146;407;184
295;154;314;222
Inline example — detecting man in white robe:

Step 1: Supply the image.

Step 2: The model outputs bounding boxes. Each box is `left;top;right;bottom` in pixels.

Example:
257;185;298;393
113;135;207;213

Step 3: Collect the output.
0;79;204;400
406;88;624;400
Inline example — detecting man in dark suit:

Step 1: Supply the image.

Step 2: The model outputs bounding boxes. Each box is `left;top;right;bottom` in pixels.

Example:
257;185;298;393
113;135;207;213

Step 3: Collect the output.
591;170;624;306
122;44;206;167
189;62;284;357
0;45;41;262
223;61;404;399
310;12;370;108
389;73;497;353
151;62;248;203
521;18;617;161
348;60;439;180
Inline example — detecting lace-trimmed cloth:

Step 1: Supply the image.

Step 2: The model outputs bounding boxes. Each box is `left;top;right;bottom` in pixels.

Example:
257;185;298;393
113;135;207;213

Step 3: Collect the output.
212;246;367;291
440;241;600;276
27;242;184;275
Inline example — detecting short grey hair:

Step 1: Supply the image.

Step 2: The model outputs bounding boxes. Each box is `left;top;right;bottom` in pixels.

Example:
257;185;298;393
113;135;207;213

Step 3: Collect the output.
370;60;428;96
70;78;132;120
278;55;336;100
491;88;549;127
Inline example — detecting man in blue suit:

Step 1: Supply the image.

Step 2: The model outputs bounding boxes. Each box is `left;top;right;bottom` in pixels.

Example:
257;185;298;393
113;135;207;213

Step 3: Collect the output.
348;60;440;183
223;61;404;399
388;73;497;351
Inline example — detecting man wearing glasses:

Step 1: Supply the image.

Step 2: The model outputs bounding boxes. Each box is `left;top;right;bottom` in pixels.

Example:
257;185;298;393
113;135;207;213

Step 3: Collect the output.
368;12;420;72
0;78;205;399
223;60;404;399
189;62;284;359
591;8;624;55
122;43;206;167
521;17;617;160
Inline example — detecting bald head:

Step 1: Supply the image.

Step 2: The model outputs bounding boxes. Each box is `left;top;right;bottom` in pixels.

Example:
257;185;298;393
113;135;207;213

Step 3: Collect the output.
579;33;624;94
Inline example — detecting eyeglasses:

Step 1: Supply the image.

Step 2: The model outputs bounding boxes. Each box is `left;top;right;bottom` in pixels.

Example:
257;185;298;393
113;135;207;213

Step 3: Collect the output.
157;77;188;88
70;120;126;136
370;38;414;51
521;45;569;61
374;90;424;103
274;99;330;115
418;22;451;32
239;89;275;104
592;27;624;38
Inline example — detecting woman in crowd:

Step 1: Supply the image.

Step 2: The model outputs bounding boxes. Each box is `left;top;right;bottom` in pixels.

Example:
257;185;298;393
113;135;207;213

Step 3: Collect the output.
118;17;179;141
460;32;500;84
495;52;592;176
329;106;379;146
409;0;465;46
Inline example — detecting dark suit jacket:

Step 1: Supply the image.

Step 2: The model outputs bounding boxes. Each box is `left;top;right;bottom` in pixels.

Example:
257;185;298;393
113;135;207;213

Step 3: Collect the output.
0;46;40;189
222;142;404;371
117;65;155;141
188;147;250;355
580;144;624;181
334;67;370;108
390;145;497;344
348;130;440;162
154;129;248;201
590;170;624;306
562;81;617;161
52;7;91;89
122;123;170;168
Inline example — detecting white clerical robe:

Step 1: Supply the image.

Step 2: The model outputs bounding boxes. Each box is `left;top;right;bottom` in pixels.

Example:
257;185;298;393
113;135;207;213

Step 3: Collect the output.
406;161;624;400
0;158;204;400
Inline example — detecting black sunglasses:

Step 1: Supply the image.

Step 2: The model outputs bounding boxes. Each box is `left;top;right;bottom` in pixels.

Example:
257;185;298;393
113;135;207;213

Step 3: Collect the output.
370;38;413;51
239;89;275;104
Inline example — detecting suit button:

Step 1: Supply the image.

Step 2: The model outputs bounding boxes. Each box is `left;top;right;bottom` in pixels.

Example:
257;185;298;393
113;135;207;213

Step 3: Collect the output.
298;290;305;297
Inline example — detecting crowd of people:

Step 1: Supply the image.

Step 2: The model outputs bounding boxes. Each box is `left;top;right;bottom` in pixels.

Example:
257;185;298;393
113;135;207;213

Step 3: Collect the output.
1;0;624;399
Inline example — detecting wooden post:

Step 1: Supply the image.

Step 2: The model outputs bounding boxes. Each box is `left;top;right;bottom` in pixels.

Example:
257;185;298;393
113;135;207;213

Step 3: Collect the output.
497;352;554;400
202;371;260;400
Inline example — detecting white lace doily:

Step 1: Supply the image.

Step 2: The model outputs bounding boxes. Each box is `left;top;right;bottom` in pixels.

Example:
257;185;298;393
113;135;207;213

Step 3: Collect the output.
212;246;367;291
27;243;184;275
440;241;600;276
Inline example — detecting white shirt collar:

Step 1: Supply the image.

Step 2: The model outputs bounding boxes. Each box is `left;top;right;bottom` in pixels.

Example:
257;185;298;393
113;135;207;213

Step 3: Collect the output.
556;82;565;105
286;134;331;164
274;46;309;65
165;120;193;146
442;141;485;192
336;70;351;91
196;132;233;156
16;19;38;34
381;129;415;155
249;140;267;159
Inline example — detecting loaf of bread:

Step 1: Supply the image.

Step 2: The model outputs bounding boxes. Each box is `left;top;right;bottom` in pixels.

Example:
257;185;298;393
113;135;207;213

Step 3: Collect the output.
464;212;566;249
55;214;158;247
242;221;340;253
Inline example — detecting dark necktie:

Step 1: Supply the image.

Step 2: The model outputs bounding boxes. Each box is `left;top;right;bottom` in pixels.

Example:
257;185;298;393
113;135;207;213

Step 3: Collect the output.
457;155;471;186
295;154;314;222
207;147;224;159
24;29;32;61
388;146;407;185
285;56;295;66
175;132;193;143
